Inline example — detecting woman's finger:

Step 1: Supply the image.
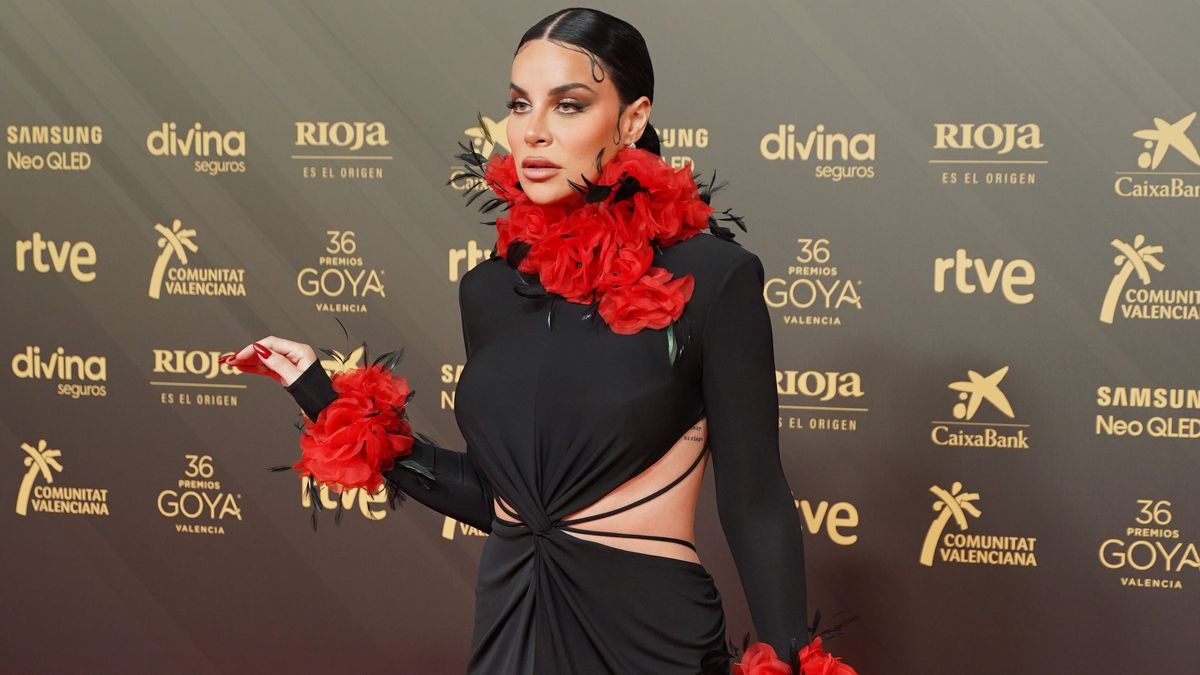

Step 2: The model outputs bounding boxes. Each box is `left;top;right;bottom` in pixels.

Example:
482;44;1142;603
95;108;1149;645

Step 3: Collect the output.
251;343;304;387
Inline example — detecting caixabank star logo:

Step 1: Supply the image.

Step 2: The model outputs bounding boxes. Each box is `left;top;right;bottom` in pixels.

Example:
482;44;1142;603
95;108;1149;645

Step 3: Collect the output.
1114;112;1200;198
930;365;1031;450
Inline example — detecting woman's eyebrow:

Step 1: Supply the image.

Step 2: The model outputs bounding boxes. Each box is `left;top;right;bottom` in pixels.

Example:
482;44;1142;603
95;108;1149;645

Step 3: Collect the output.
509;82;596;97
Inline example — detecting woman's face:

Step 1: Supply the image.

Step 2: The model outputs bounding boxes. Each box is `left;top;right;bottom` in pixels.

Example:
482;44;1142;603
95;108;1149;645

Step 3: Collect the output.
506;38;651;205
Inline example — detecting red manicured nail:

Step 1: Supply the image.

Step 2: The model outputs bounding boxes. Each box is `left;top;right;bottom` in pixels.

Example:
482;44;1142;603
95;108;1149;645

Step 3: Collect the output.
218;353;234;362
253;343;270;358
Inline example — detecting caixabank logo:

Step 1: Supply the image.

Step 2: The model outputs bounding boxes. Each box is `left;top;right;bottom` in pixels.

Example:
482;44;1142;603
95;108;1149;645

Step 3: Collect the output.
1098;499;1198;590
15;438;110;517
930;122;1045;187
930;365;1031;450
1114;112;1200;199
1099;234;1198;324
148;218;246;300
292;121;390;181
156;454;242;535
448;113;511;192
919;481;1037;568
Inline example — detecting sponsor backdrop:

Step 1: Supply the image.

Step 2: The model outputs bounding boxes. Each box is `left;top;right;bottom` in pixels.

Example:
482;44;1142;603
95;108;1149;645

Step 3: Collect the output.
2;1;1197;673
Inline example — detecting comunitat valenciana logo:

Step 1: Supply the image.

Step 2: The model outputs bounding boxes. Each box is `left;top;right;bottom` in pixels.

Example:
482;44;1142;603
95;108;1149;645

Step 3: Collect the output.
151;348;245;408
145;122;245;175
1114;112;1200;198
15;232;97;282
930;122;1044;186
157;455;242;535
15;438;109;517
1099;234;1199;323
293;121;391;180
776;365;866;433
930;365;1030;450
448;113;510;190
148;218;246;300
1095;385;1200;440
918;481;1037;568
766;237;862;328
760;122;875;181
1098;499;1198;590
296;230;386;314
11;346;106;398
6;124;101;171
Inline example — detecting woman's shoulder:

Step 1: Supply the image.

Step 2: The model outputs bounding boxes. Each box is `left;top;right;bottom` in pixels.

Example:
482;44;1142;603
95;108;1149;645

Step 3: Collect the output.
662;232;763;302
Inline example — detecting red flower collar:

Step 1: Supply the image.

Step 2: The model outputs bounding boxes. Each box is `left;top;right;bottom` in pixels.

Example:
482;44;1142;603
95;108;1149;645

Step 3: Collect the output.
453;135;747;340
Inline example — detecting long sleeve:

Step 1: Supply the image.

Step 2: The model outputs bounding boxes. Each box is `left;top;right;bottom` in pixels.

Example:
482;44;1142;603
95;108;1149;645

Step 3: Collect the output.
283;279;496;533
701;253;808;665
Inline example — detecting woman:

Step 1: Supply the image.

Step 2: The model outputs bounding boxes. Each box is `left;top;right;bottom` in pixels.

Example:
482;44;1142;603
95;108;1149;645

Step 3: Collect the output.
223;8;809;674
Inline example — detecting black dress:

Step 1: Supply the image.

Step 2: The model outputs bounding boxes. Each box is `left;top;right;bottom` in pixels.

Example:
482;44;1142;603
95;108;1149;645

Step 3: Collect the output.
286;232;808;674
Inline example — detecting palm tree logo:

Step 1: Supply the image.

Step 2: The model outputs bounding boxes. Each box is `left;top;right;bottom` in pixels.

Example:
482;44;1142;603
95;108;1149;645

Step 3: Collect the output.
16;439;63;516
1100;235;1164;324
919;481;981;566
948;366;1015;420
149;218;198;299
1133;112;1200;170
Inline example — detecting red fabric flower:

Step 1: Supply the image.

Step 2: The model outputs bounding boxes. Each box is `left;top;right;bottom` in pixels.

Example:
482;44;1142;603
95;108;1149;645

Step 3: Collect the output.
481;146;711;335
798;637;857;675
293;364;415;494
731;642;792;675
598;265;695;335
731;638;859;675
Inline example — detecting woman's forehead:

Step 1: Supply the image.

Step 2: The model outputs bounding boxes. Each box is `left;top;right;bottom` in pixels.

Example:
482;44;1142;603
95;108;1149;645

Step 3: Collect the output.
511;39;613;95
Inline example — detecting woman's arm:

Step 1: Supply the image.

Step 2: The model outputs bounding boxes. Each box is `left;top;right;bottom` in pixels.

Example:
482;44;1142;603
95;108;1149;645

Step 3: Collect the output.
702;252;808;666
285;360;496;533
283;274;496;533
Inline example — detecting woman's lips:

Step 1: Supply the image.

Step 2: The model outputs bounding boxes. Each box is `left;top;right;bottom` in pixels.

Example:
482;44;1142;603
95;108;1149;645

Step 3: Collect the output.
521;165;560;182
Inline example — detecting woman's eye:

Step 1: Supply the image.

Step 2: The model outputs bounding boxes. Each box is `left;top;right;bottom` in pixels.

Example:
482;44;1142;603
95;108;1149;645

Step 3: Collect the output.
504;100;585;114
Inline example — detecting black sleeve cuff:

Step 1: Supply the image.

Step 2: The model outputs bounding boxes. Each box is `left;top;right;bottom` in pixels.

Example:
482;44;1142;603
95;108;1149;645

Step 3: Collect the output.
285;360;338;422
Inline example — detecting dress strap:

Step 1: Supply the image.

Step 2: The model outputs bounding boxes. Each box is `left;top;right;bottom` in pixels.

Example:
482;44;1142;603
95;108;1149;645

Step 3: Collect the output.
558;526;698;552
558;444;710;527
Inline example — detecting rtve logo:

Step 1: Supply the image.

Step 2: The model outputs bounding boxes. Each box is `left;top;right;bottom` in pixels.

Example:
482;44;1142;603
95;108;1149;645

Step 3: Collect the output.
934;248;1035;304
449;240;494;282
15;232;96;282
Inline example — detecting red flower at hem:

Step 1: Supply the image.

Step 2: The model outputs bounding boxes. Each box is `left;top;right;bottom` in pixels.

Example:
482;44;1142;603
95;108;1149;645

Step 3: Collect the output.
731;638;858;675
294;364;415;494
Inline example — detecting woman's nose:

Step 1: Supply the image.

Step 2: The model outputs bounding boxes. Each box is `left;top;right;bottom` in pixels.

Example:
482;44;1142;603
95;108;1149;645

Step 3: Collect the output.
524;111;550;146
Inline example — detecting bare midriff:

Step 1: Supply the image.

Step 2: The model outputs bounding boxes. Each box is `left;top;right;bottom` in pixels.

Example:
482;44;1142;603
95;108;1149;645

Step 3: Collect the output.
493;417;709;564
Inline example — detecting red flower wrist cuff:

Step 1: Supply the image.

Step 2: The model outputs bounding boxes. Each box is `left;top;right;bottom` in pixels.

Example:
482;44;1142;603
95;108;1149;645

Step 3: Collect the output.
293;362;416;495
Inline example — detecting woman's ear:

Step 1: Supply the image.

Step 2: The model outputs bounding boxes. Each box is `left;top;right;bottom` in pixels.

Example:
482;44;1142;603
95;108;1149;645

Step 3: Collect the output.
623;96;652;145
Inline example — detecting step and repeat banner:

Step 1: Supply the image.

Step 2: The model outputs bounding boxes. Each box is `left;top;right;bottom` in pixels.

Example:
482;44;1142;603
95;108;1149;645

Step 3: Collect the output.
2;2;1197;673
